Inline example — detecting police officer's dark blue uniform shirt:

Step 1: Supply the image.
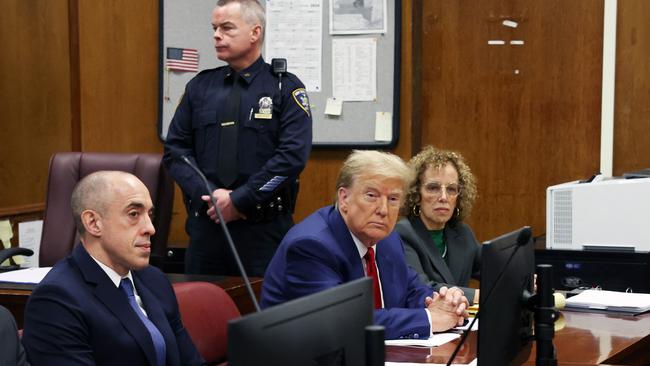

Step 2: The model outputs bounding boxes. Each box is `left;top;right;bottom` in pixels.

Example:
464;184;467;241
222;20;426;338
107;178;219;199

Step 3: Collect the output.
163;56;312;276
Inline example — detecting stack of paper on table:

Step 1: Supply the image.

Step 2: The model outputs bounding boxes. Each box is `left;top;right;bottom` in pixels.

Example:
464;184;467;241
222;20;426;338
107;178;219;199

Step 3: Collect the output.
385;332;460;347
565;289;650;314
0;267;52;284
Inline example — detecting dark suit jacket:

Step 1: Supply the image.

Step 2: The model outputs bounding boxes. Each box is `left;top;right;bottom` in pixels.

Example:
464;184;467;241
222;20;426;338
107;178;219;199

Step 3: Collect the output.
396;216;481;304
22;245;204;366
261;205;435;339
0;305;28;365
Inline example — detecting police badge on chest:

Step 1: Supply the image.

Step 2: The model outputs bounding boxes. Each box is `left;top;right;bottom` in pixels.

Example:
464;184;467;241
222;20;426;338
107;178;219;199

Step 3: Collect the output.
254;96;273;119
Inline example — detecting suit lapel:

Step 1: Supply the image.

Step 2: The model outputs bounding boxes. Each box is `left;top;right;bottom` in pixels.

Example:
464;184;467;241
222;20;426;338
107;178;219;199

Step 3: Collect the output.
327;206;365;279
374;238;397;307
73;245;159;366
411;217;456;284
326;204;399;308
444;225;466;283
133;274;177;365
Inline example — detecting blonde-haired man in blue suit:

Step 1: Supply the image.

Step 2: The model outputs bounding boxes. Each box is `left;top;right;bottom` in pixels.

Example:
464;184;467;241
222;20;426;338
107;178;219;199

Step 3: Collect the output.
262;150;469;340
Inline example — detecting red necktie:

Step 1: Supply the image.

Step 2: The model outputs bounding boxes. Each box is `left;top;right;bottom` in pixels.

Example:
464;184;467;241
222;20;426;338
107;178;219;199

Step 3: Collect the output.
364;247;382;309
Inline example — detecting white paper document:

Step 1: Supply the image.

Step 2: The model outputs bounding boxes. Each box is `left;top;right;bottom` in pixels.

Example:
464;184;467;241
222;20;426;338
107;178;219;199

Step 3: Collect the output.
565;289;650;314
324;97;344;116
18;220;43;268
0;267;52;284
332;37;377;101
454;317;478;331
385;332;459;347
374;111;392;141
265;0;322;92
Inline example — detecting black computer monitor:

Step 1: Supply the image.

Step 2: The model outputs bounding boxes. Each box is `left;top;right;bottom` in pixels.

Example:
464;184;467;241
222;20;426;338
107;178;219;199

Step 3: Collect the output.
478;226;535;366
228;278;373;366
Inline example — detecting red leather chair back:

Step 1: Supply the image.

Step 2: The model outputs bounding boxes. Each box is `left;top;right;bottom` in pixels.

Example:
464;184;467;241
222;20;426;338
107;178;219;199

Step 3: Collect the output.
39;152;174;268
173;282;241;364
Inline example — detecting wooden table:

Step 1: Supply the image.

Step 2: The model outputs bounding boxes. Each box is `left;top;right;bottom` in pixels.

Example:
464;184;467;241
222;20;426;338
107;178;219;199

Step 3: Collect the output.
0;274;262;328
386;310;650;365
386;332;478;364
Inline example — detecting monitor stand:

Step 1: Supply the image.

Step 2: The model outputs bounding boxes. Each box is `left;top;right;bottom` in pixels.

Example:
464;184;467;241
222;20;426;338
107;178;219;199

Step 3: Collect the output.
365;325;385;366
534;264;558;366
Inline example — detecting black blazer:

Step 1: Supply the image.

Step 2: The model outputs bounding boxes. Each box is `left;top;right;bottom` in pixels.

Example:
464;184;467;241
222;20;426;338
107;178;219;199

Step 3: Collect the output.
0;305;28;366
396;216;481;303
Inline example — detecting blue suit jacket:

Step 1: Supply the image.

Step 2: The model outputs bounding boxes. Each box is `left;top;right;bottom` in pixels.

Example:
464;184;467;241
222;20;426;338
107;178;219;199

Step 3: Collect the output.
261;206;434;339
23;244;204;366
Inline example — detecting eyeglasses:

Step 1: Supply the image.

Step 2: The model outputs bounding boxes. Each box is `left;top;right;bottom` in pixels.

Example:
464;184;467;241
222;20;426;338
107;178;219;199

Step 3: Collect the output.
423;182;461;198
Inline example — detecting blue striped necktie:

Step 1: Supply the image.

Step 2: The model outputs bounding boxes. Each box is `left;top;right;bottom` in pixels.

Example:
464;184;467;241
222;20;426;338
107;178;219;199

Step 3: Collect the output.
120;278;167;366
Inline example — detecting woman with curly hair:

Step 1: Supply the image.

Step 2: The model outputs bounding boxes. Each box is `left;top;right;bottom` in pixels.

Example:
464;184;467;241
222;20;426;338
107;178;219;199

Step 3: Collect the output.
396;146;482;304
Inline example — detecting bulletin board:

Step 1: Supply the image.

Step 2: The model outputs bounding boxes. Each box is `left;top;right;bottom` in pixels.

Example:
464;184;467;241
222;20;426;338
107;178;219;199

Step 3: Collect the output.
158;0;401;148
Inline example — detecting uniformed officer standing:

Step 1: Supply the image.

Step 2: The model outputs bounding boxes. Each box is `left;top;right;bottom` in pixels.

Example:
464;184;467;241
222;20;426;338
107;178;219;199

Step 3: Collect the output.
163;0;312;276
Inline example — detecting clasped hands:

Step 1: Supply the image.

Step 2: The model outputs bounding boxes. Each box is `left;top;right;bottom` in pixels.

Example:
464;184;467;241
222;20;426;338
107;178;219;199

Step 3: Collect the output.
201;189;245;224
425;286;469;332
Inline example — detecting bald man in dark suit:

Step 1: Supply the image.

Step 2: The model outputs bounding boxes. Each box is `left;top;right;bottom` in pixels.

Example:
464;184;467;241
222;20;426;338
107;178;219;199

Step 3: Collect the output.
22;171;204;366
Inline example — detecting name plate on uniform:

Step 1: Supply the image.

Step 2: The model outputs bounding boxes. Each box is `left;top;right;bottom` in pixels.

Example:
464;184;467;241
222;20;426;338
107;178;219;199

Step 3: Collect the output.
254;113;273;120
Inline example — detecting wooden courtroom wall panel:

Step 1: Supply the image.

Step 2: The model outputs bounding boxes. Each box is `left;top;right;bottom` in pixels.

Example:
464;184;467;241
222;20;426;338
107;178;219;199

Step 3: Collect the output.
77;0;162;154
74;0;192;246
613;1;650;176
420;1;603;241
0;0;73;209
76;0;198;249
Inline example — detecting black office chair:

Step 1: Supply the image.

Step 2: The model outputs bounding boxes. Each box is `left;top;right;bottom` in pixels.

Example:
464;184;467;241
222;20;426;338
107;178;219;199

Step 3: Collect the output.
0;248;33;272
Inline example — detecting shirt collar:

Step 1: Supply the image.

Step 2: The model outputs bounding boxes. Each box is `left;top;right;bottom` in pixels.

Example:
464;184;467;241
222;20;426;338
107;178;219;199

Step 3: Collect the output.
225;56;265;85
349;230;378;260
89;255;134;288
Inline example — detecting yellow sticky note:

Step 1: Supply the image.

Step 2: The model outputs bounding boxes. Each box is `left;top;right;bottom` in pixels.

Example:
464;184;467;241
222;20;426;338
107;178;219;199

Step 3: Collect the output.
0;220;13;266
0;220;12;242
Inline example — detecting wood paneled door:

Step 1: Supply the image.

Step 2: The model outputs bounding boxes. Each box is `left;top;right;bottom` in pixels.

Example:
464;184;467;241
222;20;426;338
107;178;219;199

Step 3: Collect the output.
418;1;603;241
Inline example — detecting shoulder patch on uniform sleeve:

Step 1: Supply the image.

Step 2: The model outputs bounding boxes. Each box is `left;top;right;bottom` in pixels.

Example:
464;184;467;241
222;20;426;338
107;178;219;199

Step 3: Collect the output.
292;88;311;117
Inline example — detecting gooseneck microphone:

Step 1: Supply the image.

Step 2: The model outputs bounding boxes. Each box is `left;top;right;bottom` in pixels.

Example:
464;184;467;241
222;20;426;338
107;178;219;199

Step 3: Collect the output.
446;227;532;366
179;155;261;312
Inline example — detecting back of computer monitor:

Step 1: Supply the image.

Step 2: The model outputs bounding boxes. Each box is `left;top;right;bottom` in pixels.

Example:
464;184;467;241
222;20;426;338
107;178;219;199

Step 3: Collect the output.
478;227;534;366
228;278;374;366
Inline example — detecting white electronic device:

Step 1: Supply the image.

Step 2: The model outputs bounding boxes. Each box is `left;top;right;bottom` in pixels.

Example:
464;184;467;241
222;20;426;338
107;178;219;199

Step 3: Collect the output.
546;177;650;252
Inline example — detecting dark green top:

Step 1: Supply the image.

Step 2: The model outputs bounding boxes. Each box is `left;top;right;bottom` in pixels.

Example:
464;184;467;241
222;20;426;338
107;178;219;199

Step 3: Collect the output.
428;229;447;261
